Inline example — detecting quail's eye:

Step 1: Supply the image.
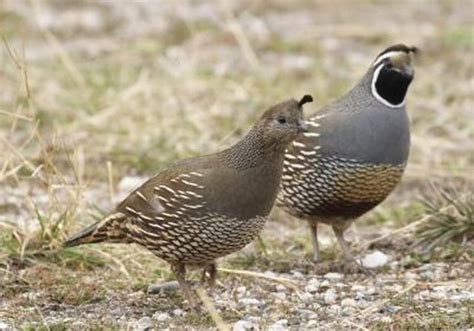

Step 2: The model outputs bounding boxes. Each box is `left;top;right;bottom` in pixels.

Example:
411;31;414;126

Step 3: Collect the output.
277;116;287;124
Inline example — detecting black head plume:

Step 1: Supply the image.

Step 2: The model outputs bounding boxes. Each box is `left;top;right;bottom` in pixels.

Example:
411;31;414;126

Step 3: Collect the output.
298;94;313;107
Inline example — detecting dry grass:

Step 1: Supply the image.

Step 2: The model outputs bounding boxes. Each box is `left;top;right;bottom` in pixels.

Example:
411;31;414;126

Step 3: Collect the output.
414;185;473;251
0;0;473;328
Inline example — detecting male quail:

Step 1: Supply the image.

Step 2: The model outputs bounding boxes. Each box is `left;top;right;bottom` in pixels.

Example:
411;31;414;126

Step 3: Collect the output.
278;44;417;266
64;95;312;305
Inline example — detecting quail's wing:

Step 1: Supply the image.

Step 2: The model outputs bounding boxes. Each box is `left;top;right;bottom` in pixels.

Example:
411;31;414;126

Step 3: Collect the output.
115;168;209;224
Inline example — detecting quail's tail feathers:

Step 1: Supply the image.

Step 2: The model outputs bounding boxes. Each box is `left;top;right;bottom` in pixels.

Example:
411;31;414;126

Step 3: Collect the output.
63;212;128;247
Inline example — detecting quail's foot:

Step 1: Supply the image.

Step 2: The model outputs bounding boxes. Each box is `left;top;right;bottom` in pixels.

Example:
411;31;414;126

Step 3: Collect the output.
341;258;373;275
331;228;372;275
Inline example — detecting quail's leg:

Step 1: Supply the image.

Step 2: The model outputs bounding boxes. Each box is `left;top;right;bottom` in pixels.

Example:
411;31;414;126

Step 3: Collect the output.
332;226;371;275
332;226;355;262
200;262;217;288
309;221;322;262
171;263;197;307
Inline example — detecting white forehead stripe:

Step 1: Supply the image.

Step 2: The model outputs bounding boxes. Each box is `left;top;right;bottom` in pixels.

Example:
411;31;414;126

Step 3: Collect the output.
373;51;406;67
371;63;406;108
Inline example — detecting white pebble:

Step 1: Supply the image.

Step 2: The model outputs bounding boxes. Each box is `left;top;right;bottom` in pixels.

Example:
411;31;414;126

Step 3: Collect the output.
305;278;320;293
329;304;342;315
307;320;318;327
320;280;330;288
0;322;10;330
341;298;357;307
133;316;153;331
380;316;393;323
233;320;254;331
276;284;287;292
323;289;337;304
239;298;262;306
361;250;389;268
324;272;343;280
152;312;170;322
173;308;184;317
268;319;288;331
431;291;447;300
300;292;313;305
351;285;365;292
237;286;247;295
404;271;419;280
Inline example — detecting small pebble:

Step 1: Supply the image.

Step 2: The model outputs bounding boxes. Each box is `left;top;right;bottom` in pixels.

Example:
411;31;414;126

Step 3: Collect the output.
323;289;337;305
237;286;247;295
379;316;393;323
328;304;342;315
239;298;262;306
133;316;153;331
320;280;330;288
307;320;318;327
152;312;170;322
300;292;313;305
431;291;447;300
276;284;286;292
380;305;402;313
268;319;288;331
324;272;343;280
298;309;316;319
305;279;320;293
0;322;10;331
233;320;253;331
361;251;388;268
351;285;365;292
341;298;356;307
292;271;304;279
173;308;184;317
404;271;419;280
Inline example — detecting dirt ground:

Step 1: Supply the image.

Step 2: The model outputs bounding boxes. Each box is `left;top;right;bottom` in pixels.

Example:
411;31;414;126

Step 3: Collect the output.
0;0;473;329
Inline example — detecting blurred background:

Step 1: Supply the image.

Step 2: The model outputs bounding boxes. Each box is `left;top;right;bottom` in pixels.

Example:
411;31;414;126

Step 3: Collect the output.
0;0;472;329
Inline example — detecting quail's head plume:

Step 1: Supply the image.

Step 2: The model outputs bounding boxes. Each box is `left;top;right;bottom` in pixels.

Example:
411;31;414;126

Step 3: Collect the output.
278;44;417;271
64;95;312;306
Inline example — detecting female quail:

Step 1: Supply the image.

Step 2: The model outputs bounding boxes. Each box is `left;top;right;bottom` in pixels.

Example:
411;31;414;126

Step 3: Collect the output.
278;44;417;266
64;95;312;305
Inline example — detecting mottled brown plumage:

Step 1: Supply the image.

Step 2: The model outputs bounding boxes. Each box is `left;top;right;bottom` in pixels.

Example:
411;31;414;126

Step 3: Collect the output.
64;95;312;304
278;45;417;266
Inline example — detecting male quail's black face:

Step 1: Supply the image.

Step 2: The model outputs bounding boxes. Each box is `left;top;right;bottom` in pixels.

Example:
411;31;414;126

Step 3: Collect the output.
371;45;418;107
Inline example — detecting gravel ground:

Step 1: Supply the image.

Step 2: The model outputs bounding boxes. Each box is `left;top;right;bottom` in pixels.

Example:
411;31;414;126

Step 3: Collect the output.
1;256;473;329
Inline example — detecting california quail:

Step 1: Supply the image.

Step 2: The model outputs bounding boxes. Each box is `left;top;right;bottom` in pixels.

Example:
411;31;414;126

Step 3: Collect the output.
278;44;417;266
64;95;312;305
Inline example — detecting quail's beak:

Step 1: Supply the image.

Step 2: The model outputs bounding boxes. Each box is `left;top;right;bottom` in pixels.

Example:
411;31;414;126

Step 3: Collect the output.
297;119;308;133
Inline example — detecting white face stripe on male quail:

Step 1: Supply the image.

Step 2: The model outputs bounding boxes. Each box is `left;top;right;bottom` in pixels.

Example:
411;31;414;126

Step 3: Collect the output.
372;50;406;67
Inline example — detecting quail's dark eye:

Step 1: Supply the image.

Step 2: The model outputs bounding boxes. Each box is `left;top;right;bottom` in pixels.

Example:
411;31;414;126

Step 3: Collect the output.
277;116;287;124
